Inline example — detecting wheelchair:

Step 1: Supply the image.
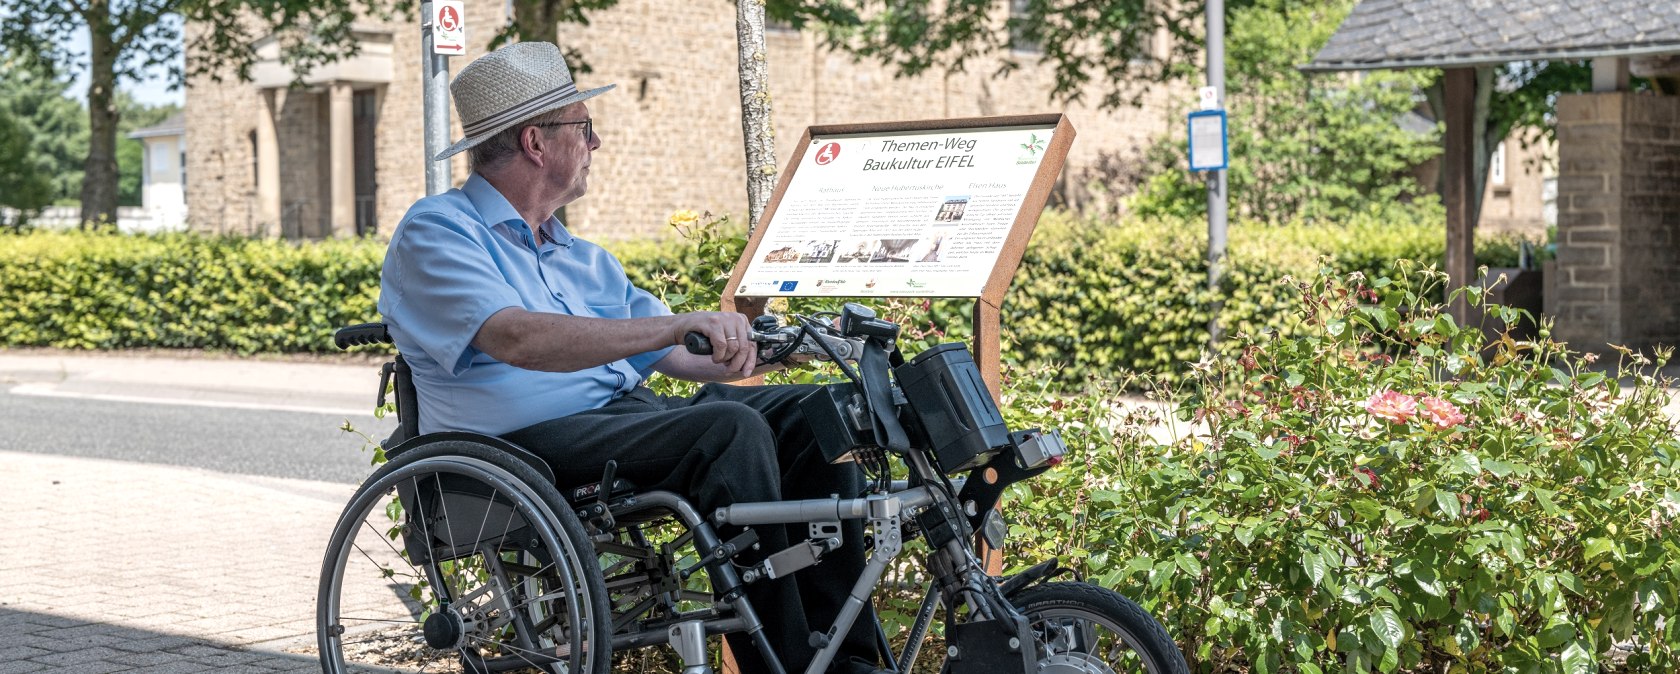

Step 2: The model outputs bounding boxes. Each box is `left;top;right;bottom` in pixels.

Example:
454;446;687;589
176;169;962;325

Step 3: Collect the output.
317;304;1189;674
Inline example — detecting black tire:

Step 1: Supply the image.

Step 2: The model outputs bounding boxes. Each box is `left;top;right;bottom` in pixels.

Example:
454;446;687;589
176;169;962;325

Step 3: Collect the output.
318;440;612;673
1011;582;1189;674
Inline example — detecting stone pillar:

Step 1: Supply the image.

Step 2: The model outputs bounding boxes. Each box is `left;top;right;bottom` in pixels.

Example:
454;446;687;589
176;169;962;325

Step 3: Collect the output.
1553;92;1680;352
256;89;281;234
330;82;356;237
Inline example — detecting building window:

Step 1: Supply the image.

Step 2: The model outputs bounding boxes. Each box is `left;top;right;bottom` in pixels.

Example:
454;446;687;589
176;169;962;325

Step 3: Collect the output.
1491;141;1507;186
1010;0;1039;53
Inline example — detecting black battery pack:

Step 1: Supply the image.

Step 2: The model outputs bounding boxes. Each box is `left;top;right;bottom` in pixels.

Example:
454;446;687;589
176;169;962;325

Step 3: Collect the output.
895;343;1010;474
800;383;873;464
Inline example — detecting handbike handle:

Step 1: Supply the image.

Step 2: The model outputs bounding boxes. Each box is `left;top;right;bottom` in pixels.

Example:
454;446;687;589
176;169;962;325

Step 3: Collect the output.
683;330;779;355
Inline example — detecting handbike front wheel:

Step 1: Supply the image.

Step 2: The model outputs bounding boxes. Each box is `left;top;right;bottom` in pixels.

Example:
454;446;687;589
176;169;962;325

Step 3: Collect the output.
317;441;611;673
1013;582;1189;674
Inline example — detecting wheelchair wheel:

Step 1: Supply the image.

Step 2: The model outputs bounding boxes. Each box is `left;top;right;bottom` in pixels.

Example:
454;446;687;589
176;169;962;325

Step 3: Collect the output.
318;441;611;673
1010;582;1189;674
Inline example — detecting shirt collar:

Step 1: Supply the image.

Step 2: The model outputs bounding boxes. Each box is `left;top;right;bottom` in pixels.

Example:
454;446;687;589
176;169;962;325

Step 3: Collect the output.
462;173;524;231
463;172;576;249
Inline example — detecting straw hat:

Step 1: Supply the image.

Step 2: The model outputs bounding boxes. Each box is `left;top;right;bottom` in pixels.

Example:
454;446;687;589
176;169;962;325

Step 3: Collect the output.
434;41;615;161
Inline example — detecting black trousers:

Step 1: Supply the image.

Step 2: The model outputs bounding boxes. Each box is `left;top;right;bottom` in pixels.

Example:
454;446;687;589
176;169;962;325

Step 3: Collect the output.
502;383;878;674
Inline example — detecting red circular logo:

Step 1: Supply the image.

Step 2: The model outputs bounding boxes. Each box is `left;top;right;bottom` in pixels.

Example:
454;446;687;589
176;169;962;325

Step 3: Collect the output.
814;142;840;166
439;6;460;31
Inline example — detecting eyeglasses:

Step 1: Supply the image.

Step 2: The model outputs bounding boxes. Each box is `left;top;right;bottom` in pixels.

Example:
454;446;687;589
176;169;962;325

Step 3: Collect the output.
533;118;593;138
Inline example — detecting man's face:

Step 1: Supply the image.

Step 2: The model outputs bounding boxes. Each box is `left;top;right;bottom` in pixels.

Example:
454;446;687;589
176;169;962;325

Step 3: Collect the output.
539;103;600;205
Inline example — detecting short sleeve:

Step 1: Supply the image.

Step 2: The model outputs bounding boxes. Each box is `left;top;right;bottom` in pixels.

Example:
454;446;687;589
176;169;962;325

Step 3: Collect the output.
380;214;524;376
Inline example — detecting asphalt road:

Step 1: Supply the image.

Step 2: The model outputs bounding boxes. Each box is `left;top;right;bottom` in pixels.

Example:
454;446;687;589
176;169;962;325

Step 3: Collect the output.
0;390;395;485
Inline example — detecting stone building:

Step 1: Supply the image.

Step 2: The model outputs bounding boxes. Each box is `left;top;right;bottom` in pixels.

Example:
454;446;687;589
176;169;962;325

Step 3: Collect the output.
184;1;1182;241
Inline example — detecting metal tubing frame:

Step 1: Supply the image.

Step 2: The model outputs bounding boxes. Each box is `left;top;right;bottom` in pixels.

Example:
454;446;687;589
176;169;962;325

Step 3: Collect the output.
714;486;940;527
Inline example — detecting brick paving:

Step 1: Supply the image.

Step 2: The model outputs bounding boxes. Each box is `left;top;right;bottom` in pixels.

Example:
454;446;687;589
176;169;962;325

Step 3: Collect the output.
1;450;357;671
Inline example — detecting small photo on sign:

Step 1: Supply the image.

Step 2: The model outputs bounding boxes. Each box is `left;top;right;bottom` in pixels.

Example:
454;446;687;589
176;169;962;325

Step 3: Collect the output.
913;234;947;263
761;245;801;263
869;239;918;264
798;240;840;263
837;240;876;263
934;196;970;223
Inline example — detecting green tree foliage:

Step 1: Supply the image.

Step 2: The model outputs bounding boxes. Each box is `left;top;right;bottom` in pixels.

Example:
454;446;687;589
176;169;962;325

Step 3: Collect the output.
0;111;55;229
0;0;182;228
0;52;89;207
115;94;180;207
1132;0;1442;223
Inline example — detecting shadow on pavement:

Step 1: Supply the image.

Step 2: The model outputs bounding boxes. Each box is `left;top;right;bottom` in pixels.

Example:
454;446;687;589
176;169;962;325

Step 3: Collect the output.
0;606;320;672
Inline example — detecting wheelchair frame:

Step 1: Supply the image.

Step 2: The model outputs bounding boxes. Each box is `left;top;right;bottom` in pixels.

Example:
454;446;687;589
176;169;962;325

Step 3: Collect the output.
320;321;1186;674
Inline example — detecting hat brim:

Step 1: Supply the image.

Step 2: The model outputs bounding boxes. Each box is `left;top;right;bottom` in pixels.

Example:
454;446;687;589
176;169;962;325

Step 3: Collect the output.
432;83;615;162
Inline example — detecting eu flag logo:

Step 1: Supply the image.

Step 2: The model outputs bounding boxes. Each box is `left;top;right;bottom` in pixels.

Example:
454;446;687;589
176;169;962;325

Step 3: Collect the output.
779;281;799;292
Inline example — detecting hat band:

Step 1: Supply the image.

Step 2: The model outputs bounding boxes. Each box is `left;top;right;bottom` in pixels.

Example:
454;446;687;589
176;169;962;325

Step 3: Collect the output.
461;81;581;138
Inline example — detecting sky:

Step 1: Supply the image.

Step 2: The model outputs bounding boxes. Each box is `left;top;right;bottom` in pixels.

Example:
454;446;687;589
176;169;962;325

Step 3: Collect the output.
61;18;187;108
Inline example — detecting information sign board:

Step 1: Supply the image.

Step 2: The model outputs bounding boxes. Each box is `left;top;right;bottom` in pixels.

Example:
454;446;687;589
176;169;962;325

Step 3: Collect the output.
734;118;1064;298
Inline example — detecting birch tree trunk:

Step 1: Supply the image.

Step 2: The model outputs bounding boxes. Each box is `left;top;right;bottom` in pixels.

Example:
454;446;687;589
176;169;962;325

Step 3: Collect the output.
735;0;776;237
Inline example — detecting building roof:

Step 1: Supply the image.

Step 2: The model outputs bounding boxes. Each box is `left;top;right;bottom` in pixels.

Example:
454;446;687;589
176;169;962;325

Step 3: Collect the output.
128;112;185;140
1303;0;1680;72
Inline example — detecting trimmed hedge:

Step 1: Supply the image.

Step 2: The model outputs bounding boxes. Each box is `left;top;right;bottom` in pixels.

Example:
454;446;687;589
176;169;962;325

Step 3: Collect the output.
0;231;381;352
0;216;1536;377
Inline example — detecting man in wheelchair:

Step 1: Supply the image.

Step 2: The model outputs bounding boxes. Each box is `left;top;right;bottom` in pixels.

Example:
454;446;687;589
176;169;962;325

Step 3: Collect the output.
376;42;878;674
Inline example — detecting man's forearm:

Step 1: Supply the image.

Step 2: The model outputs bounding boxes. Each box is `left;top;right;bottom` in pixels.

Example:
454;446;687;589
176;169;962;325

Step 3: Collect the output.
473;307;677;373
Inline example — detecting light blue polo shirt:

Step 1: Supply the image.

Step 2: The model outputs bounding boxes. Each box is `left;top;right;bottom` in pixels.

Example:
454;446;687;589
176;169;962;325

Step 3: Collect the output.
378;173;674;436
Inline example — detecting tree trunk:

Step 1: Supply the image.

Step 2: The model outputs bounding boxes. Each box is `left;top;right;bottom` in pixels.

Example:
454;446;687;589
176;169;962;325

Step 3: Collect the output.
735;0;775;237
80;0;120;230
511;0;566;44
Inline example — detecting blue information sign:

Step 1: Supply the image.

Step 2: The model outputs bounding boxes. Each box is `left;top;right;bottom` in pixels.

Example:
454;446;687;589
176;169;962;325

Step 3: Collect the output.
1187;110;1228;172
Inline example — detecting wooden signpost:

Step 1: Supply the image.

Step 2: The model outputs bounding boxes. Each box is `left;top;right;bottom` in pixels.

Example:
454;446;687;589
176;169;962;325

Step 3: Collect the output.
720;113;1076;400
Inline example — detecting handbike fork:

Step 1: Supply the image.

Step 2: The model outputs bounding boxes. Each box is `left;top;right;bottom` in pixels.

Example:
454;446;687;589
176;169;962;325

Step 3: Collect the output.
801;508;906;674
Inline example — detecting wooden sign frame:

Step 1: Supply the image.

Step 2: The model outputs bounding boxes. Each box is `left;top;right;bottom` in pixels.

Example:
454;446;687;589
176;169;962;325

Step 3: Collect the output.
720;113;1077;399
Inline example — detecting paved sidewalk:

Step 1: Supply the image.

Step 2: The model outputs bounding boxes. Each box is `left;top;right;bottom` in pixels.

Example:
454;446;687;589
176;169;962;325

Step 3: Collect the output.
1;350;382;672
1;450;354;672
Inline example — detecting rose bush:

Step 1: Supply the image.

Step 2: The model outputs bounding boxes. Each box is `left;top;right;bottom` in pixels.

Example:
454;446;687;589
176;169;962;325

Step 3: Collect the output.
1000;262;1680;673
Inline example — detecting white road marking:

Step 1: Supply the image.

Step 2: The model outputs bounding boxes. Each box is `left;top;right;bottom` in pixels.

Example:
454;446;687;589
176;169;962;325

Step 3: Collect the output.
7;382;376;417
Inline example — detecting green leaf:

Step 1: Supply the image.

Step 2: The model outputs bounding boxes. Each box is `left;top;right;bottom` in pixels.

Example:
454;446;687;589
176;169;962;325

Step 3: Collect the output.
1561;640;1594;674
1448;452;1481;475
1298;663;1323;674
1583;537;1615;561
1413;566;1444;597
1482;458;1517;477
1302;550;1327;587
1536;619;1576;649
1370;607;1404;650
1175;553;1203;577
1377;645;1399;674
1434;489;1462;520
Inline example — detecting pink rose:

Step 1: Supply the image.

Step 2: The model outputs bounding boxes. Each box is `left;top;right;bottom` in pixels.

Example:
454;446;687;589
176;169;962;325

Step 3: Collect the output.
1418;395;1467;429
1363;390;1417;424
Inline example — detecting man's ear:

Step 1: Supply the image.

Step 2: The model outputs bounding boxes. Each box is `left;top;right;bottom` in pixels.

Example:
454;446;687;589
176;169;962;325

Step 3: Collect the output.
520;126;546;167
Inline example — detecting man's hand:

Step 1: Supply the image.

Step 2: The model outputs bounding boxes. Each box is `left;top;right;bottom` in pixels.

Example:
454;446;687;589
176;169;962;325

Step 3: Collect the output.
669;311;755;379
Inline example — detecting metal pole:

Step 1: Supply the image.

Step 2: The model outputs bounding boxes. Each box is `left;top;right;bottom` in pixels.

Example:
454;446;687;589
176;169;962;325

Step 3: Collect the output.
1206;0;1227;350
421;0;454;196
